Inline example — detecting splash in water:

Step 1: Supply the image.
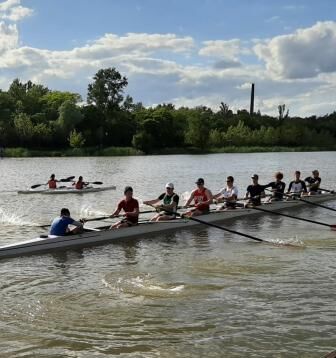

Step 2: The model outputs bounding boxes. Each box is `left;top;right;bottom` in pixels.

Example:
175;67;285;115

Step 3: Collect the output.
0;207;32;226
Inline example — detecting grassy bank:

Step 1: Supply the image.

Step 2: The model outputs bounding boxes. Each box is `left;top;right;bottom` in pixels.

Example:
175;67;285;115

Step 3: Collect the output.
2;145;335;157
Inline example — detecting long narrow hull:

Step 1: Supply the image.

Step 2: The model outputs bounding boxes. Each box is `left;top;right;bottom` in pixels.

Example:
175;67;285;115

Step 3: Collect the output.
1;193;335;259
18;185;116;194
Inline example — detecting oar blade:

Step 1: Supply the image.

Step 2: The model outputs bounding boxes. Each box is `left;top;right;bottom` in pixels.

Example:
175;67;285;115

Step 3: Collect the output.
91;181;103;185
60;176;75;182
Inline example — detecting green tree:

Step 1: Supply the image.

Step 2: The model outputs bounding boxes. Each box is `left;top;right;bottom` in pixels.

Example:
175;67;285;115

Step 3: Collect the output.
87;68;128;112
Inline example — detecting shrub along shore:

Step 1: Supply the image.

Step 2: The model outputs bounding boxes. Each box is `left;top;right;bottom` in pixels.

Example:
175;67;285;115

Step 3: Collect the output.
2;145;335;158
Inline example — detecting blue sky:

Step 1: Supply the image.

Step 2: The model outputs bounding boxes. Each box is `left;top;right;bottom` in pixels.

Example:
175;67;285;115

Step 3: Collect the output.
1;0;336;116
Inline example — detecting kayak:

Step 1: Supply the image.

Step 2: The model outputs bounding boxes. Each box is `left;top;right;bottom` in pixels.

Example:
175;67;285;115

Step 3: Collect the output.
18;185;116;194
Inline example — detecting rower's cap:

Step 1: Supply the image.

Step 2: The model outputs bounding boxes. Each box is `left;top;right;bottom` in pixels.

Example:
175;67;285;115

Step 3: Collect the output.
124;186;133;194
165;182;174;189
251;174;259;179
195;178;204;185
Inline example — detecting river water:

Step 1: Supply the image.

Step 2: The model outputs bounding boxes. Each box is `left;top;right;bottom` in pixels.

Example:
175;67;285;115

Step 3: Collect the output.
0;152;336;357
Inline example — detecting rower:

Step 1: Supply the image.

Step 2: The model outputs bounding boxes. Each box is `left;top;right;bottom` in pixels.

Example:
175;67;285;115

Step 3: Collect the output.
184;178;213;217
304;170;321;195
287;170;307;198
264;172;286;201
49;208;84;236
48;174;58;189
110;186;139;228
245;174;265;206
143;182;179;221
213;176;238;210
73;176;88;190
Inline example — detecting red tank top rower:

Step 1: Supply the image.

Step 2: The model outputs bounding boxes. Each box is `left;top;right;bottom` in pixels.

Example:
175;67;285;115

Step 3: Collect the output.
193;187;210;211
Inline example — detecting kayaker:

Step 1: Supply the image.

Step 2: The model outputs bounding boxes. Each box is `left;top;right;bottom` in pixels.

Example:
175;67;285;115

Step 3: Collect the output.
110;186;139;228
73;176;88;190
287;171;307;197
304;170;321;194
143;182;179;221
49;208;84;236
245;174;265;206
263;172;286;201
48;174;58;189
183;178;213;217
213;176;238;210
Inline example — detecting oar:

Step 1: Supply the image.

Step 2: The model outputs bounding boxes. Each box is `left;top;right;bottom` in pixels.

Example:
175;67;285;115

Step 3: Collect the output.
238;203;336;230
31;176;75;189
265;189;336;213
171;210;264;243
319;187;335;193
81;209;157;223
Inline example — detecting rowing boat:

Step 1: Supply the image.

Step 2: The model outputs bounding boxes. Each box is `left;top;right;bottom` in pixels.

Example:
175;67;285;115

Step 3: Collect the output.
17;185;116;194
0;192;335;259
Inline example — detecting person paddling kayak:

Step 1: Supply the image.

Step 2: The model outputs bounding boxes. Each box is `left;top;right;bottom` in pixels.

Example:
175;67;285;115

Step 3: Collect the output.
48;174;58;189
73;176;88;190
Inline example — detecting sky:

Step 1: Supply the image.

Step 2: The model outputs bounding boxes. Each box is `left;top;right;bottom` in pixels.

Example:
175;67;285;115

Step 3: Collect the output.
1;0;336;117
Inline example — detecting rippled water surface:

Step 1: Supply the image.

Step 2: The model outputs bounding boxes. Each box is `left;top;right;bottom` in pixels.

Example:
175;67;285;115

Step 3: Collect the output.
0;152;336;357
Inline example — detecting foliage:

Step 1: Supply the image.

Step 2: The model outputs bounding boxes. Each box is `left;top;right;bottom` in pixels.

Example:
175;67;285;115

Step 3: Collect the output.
0;69;335;155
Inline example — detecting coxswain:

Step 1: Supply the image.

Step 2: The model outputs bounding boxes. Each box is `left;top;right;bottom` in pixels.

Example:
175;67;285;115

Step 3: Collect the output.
49;208;84;236
213;176;238;210
183;178;213;217
143;182;179;221
110;186;139;228
304;170;321;195
245;174;265;206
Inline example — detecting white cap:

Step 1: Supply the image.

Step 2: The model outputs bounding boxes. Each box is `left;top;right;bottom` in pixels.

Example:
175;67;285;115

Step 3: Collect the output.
165;182;174;189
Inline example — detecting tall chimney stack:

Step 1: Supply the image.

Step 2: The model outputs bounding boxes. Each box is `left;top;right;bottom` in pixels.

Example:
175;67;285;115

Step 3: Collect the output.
250;83;255;115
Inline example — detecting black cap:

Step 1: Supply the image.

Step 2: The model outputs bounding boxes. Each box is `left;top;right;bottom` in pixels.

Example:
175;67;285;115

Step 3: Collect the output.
195;178;204;185
251;174;259;179
124;186;133;194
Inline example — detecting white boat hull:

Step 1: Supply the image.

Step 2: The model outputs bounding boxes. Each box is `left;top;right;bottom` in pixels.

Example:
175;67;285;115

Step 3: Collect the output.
18;185;116;194
1;193;335;259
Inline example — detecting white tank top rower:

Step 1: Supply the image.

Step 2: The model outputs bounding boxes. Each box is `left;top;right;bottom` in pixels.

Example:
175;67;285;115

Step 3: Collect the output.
213;176;238;210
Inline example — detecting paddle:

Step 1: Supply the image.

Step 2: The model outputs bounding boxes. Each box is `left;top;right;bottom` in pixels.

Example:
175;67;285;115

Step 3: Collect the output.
237;203;336;230
31;176;75;189
265;189;336;213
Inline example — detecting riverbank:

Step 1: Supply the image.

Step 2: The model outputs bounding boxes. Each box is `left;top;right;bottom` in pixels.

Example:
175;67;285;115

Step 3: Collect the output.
1;145;336;157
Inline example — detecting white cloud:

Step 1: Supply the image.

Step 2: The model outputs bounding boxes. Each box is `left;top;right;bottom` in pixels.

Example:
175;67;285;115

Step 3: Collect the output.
254;21;336;79
0;21;18;52
1;17;336;117
0;0;33;21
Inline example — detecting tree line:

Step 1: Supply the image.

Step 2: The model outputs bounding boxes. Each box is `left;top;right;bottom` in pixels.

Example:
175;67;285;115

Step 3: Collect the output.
0;67;335;154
